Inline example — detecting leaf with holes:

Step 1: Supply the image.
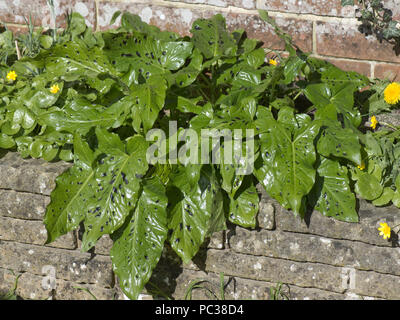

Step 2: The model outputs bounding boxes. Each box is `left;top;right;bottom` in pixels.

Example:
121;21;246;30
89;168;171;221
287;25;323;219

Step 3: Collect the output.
120;12;179;41
110;176;168;300
191;14;237;60
254;107;319;217
310;156;358;222
167;165;225;263
80;131;149;251
38;97;116;135
44;134;96;243
228;175;259;228
130;77;167;133
103;31;193;75
40;42;118;91
316;121;362;166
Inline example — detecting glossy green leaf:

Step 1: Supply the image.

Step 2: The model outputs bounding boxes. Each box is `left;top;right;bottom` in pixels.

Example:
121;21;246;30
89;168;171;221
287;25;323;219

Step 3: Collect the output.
228;176;259;228
310;157;358;222
255;108;319;217
167;165;225;263
191;14;237;59
354;172;383;201
372;187;394;206
317;121;361;165
111;176;168;300
44;134;95;243
80;133;149;251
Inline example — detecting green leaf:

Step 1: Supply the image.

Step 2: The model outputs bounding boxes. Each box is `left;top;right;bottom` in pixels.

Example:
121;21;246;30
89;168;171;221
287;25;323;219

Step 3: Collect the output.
40;42;117;91
191;14;237;59
316;121;361;165
111;176;168;300
254;108;319;217
130;78;167;133
39;35;53;49
383;21;400;39
68;12;87;38
354;172;383;201
44;134;95;243
244;48;266;69
0;133;15;149
38;98;116;134
372;187;394;206
310;157;358;222
167;165;225;263
103;32;192;74
228;176;259;228
80;134;149;251
120;12;178;41
282;55;306;84
341;0;354;5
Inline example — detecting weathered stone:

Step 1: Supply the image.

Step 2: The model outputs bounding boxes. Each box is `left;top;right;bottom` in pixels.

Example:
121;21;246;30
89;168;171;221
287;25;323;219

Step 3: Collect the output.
203;230;225;250
0;268;122;300
354;269;400;300
0;216;76;249
230;226;400;276
0;241;113;287
275;200;400;247
202;249;347;293
93;235;114;256
257;201;275;230
0;190;50;220
152;267;350;300
0;152;71;195
376;110;400;128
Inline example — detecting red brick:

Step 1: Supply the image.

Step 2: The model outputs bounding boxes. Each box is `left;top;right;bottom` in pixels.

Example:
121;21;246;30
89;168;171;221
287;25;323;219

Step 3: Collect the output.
2;24;28;36
224;13;313;52
316;20;400;63
0;0;96;29
374;63;400;81
257;0;356;17
322;57;372;78
98;3;312;52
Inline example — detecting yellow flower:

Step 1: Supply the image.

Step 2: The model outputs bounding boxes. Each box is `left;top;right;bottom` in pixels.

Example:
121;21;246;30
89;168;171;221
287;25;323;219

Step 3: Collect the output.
50;84;60;94
370;115;378;130
384;82;400;105
378;222;391;240
269;58;278;66
357;162;365;170
6;70;17;82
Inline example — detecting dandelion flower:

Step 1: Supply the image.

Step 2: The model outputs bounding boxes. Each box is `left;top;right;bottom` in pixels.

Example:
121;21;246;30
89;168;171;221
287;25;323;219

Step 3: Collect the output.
384;82;400;105
370;115;378;130
269;59;278;66
357;162;365;170
50;84;60;94
378;222;391;240
6;70;17;82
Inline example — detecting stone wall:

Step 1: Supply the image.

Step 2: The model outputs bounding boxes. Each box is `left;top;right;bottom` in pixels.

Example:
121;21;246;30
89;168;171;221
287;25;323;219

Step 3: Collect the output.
1;0;400;80
1;152;400;300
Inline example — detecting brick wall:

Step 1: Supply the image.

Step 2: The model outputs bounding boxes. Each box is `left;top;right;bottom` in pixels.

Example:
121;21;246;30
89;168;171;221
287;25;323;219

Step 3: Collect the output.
1;0;400;80
1;151;400;300
2;0;400;300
